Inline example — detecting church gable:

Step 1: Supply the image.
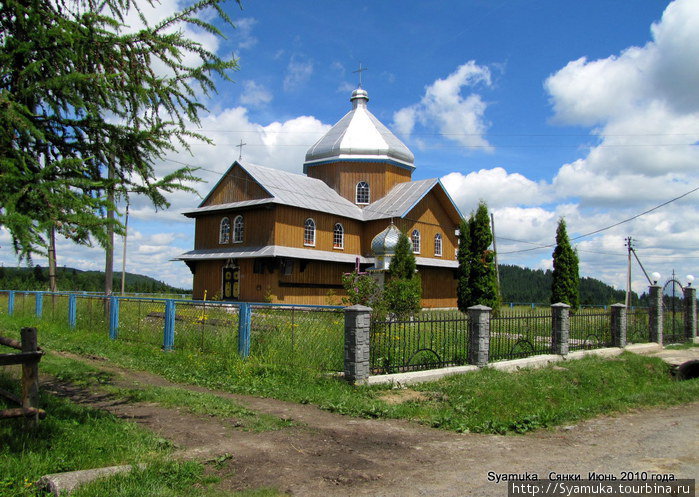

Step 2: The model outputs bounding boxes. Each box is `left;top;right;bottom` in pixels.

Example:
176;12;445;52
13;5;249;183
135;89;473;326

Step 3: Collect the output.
200;163;272;207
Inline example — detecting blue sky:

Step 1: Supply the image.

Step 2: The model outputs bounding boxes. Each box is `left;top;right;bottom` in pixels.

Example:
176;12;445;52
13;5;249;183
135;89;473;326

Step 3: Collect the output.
2;0;698;295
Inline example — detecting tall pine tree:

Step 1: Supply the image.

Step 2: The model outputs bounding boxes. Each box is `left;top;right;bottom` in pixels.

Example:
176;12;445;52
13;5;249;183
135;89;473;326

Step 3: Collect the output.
384;231;422;318
0;0;238;275
456;218;471;312
465;202;500;310
550;219;580;309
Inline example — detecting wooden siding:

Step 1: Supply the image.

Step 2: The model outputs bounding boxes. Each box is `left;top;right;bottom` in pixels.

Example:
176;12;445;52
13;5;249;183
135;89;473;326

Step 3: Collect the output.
419;267;458;308
306;161;411;204
192;260;224;300
360;191;459;261
195;208;275;250
191;258;457;307
273;205;362;253
402;190;459;260
201;164;271;206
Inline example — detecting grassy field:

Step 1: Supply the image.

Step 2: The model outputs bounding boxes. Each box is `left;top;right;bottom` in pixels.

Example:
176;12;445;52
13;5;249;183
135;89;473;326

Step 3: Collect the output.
1;307;697;494
1;311;697;431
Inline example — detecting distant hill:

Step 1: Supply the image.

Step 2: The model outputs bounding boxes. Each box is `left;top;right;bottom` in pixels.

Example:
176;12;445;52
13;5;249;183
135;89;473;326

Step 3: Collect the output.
498;264;641;305
0;266;190;294
1;263;636;305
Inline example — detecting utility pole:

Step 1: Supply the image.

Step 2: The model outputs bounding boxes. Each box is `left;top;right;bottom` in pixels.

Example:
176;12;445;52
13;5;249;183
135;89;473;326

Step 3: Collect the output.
625;237;633;308
120;203;129;296
491;213;500;290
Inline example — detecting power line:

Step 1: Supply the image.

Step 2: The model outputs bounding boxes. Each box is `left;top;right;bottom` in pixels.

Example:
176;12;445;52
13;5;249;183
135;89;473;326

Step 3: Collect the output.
499;184;699;255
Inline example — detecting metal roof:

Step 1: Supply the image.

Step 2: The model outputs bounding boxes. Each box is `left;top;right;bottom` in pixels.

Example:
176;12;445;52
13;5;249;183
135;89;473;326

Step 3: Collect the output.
185;162;462;222
304;88;414;171
362;178;438;220
175;245;457;269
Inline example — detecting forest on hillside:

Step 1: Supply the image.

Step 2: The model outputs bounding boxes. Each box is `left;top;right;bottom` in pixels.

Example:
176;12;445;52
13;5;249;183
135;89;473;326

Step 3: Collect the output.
498;264;642;305
0;264;639;305
0;266;188;294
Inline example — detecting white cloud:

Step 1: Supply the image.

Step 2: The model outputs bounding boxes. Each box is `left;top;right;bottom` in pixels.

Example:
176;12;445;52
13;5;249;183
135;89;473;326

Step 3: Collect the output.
537;0;699;294
239;80;272;106
393;61;493;150
283;56;314;92
441;167;549;212
233;18;258;51
546;0;699;207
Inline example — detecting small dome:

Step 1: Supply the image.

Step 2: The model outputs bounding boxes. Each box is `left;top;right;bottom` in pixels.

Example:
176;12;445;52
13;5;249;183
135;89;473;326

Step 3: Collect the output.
371;223;405;256
304;88;415;170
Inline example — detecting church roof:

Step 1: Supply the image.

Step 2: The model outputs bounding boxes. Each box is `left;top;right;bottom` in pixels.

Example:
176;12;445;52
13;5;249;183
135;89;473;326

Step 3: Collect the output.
303;88;415;171
175;245;458;269
184;161;462;222
185;161;363;219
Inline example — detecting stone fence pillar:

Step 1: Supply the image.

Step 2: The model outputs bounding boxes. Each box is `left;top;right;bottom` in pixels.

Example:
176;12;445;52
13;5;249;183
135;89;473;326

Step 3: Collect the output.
344;305;372;384
551;303;570;355
611;303;627;348
648;285;663;344
684;286;697;341
468;305;491;367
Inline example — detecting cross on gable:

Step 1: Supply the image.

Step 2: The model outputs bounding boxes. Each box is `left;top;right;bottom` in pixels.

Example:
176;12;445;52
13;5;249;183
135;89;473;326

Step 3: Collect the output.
236;139;247;161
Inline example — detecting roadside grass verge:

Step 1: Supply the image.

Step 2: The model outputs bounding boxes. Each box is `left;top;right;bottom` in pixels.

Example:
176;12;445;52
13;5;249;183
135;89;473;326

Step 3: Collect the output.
1;313;698;437
0;372;181;497
40;354;293;432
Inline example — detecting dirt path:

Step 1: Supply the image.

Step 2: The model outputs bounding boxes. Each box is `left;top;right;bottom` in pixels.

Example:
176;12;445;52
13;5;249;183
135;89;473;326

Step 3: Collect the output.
45;353;698;496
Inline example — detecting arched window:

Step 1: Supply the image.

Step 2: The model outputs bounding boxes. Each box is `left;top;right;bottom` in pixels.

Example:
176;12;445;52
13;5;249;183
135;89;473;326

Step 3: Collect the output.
333;223;344;249
411;229;421;254
434;233;443;257
356;181;370;204
233;215;244;243
304;218;316;246
219;217;230;244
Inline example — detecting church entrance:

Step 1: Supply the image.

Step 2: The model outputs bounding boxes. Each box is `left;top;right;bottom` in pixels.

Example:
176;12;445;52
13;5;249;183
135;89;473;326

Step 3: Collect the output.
222;266;240;300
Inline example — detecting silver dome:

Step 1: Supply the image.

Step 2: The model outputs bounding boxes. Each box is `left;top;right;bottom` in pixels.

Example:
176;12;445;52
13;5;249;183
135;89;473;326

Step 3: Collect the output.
303;88;415;171
372;223;413;256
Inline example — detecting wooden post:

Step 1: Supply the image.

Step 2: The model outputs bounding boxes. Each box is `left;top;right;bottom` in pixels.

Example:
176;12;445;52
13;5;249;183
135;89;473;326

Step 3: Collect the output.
21;327;40;423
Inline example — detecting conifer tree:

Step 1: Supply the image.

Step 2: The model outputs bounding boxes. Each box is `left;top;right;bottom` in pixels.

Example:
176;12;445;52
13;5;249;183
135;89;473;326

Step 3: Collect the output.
466;202;500;310
384;231;422;318
0;0;239;271
551;219;580;309
456;218;471;312
388;232;417;280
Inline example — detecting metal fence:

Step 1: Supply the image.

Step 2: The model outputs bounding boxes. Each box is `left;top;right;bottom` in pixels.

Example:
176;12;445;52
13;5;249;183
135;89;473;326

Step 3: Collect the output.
663;306;685;345
490;308;553;361
370;311;469;374
627;307;650;343
0;290;344;372
569;308;613;351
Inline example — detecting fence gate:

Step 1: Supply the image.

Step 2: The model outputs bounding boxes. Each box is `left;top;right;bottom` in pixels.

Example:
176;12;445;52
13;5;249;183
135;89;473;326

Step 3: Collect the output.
662;278;685;344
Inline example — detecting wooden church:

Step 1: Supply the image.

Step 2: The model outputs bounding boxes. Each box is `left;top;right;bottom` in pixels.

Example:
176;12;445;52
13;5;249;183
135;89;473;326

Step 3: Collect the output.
177;87;463;307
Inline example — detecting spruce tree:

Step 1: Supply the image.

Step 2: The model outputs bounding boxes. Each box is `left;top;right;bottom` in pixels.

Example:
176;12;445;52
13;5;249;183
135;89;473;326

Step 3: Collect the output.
551;219;580;309
467;202;500;310
0;0;238;266
388;232;417;280
385;231;422;318
456;218;471;312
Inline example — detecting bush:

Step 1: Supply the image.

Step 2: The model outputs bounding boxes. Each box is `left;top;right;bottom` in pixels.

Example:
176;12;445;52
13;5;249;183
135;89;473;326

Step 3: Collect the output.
383;276;421;320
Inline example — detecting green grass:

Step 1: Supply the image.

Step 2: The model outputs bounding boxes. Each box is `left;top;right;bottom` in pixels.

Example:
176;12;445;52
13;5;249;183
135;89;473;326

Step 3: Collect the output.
1;312;698;439
39;354;292;432
0;373;175;497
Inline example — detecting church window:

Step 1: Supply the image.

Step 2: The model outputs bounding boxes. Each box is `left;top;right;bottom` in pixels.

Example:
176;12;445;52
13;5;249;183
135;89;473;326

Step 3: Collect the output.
356;181;370;204
434;233;442;257
233;215;244;243
304;218;316;246
333;223;344;249
219;217;231;244
411;229;421;254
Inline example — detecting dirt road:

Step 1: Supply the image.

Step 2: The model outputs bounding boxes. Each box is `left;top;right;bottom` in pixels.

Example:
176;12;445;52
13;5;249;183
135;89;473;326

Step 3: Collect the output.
45;354;698;496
